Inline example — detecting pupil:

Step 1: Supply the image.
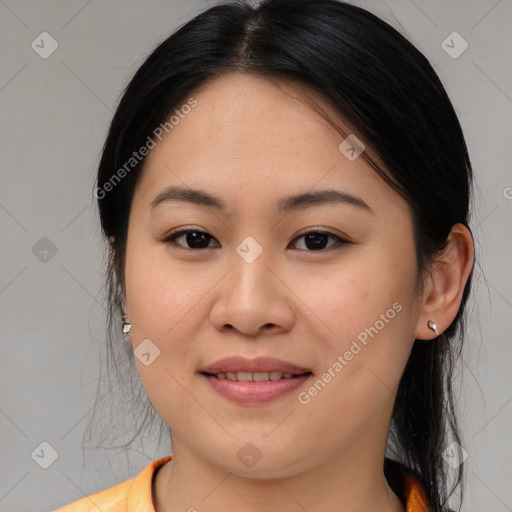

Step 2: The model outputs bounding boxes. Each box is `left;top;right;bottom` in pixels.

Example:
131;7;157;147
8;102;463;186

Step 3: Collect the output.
187;231;210;249
305;232;328;250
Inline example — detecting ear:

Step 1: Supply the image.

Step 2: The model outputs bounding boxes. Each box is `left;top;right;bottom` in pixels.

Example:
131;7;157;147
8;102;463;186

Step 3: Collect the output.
414;223;474;340
110;236;132;347
121;299;132;349
109;235;126;307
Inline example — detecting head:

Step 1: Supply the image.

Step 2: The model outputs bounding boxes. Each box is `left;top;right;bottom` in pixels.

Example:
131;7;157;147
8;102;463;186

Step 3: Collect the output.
87;1;474;511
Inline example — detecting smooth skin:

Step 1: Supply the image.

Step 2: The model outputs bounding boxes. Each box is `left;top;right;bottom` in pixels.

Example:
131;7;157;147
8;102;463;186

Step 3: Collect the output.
118;73;474;512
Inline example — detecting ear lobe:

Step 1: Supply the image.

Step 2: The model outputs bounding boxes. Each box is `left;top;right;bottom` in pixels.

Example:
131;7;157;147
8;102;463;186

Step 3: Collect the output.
122;321;133;348
414;223;474;340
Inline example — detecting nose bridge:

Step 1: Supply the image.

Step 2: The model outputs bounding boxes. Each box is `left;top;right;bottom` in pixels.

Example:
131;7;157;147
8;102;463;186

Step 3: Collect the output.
230;235;273;298
209;233;296;335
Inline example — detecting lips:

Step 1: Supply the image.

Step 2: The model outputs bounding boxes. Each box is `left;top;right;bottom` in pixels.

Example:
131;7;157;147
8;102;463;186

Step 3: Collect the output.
200;357;313;405
200;356;312;375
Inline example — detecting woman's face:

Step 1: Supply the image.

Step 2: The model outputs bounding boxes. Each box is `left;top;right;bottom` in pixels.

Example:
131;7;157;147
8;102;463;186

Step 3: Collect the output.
123;73;422;477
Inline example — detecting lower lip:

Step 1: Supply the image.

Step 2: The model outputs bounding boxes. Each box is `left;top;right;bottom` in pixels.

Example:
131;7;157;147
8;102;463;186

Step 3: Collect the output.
201;373;312;405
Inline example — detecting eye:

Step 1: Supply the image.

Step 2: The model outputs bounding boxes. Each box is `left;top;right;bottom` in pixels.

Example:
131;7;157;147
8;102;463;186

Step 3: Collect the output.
164;229;219;250
289;229;347;251
163;228;347;251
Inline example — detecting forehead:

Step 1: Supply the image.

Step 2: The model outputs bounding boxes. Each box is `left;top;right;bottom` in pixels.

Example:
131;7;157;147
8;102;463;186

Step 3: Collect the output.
133;73;408;221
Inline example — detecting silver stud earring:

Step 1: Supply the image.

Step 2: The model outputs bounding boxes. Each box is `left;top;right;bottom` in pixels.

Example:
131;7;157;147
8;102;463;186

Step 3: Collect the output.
427;320;439;336
122;319;132;337
121;301;132;341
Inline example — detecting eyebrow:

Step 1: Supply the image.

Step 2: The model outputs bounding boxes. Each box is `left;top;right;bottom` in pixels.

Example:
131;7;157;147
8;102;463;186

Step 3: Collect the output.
149;185;373;214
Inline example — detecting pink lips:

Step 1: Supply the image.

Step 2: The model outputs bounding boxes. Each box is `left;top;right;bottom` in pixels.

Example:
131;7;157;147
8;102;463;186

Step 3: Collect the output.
202;373;312;405
201;356;311;375
200;356;313;405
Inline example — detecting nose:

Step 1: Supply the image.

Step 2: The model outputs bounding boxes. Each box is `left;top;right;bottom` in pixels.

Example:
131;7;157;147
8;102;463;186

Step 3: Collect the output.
209;245;295;337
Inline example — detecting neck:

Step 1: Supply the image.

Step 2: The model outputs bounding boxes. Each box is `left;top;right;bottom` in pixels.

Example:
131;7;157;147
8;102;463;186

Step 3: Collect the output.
152;439;405;512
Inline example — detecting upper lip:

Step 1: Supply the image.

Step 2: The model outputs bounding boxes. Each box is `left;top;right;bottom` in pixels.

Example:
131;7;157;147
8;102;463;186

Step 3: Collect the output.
201;356;312;375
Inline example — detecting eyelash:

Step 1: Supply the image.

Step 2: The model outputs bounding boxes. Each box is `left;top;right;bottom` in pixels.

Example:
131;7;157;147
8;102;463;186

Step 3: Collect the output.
162;228;348;252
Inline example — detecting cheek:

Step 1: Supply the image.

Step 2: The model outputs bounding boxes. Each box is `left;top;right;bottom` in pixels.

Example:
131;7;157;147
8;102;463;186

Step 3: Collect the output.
123;239;213;413
299;241;417;390
306;248;414;337
124;243;209;425
125;237;206;340
293;277;415;446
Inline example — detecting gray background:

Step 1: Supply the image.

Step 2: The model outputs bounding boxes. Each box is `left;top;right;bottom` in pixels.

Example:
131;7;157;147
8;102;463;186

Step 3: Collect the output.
0;1;511;511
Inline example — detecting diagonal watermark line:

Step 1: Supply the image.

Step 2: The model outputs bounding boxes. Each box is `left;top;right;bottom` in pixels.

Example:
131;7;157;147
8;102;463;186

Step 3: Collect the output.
405;0;439;29
61;265;107;311
60;407;93;440
163;367;234;438
0;472;29;502
471;0;503;30
265;410;294;437
472;471;512;511
472;60;512;105
0;203;29;233
366;366;396;394
61;471;105;512
61;60;114;113
200;470;233;502
472;396;512;439
0;407;30;439
475;205;498;229
61;0;94;29
264;471;310;512
265;265;336;336
488;281;512;309
60;205;88;233
0;265;28;296
164;267;233;337
0;0;29;28
0;62;29;92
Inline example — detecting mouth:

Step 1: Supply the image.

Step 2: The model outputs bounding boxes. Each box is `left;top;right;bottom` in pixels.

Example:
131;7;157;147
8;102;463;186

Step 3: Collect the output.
200;370;314;405
200;355;312;376
199;356;313;404
201;371;313;381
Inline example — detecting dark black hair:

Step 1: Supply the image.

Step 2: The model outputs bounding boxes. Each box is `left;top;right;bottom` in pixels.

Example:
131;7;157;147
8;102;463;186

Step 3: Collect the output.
85;1;474;510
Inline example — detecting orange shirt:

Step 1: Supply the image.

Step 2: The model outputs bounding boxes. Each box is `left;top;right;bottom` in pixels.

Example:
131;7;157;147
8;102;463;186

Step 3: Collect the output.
54;454;429;511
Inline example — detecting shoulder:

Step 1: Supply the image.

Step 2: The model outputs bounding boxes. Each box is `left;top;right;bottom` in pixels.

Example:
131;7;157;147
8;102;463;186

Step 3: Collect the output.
53;454;173;512
53;478;134;511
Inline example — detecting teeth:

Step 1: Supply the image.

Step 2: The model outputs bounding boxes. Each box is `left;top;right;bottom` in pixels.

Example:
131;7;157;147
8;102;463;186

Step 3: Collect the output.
214;371;299;381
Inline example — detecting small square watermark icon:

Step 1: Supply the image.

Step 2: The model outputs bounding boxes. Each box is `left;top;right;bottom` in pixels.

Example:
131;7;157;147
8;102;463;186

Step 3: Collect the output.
442;441;468;469
338;134;365;161
31;441;58;469
236;236;263;263
134;338;161;366
32;236;58;263
31;32;59;59
441;32;468;59
237;442;262;468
